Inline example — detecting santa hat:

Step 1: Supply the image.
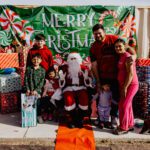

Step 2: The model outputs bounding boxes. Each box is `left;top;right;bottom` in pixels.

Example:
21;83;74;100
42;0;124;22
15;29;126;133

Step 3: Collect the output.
67;52;82;64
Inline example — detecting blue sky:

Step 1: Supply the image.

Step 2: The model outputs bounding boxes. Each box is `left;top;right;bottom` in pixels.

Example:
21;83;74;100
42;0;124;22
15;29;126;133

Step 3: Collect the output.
0;0;150;6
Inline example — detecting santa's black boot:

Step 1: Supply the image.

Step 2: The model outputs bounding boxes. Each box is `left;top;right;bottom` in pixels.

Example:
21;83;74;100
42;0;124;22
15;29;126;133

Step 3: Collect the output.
74;109;82;128
76;109;89;128
66;110;76;128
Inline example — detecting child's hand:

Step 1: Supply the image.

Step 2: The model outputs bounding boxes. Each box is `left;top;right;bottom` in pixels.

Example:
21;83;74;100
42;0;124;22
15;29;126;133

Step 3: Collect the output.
26;90;30;96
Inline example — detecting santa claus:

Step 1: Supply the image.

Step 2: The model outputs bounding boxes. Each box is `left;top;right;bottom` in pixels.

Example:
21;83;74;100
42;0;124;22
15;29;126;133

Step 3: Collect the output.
59;52;92;128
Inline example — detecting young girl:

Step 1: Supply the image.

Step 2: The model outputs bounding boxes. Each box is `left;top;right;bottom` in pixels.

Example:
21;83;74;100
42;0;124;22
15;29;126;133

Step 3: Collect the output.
97;84;112;129
42;67;62;121
113;38;139;135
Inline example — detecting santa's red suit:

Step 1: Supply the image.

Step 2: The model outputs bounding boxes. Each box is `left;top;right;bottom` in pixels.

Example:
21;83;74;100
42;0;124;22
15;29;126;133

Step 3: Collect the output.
59;53;91;112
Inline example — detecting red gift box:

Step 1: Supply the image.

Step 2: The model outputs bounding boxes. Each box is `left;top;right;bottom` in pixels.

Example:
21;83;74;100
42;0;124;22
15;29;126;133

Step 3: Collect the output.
136;58;150;66
0;91;21;114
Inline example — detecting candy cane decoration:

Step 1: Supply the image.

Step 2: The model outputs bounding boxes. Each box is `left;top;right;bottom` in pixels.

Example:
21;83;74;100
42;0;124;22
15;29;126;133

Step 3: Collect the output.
99;10;118;25
120;14;136;38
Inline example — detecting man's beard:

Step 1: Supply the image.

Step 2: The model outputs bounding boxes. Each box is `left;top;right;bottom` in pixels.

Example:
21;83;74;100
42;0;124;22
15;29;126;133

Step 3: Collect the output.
96;36;103;42
68;60;81;85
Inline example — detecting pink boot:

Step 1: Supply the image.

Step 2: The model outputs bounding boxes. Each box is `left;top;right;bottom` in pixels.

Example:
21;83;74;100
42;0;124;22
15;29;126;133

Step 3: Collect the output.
90;100;98;119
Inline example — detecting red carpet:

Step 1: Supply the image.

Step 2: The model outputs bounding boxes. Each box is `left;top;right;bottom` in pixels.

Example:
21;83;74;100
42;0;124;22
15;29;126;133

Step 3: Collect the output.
55;124;95;150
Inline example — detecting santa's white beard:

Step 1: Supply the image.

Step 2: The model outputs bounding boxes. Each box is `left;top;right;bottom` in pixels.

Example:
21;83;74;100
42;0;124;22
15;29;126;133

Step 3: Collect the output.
68;61;81;85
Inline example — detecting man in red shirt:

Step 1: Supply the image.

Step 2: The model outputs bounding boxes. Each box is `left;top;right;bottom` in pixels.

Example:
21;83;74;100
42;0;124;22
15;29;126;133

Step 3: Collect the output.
90;24;136;128
27;34;53;72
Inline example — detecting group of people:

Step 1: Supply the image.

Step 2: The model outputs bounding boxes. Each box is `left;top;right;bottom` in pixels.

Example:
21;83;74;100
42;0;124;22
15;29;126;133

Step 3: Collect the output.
24;23;139;135
90;24;138;134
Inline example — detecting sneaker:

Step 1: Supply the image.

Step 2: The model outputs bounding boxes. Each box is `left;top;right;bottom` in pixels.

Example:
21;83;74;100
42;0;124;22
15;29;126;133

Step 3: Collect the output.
104;121;112;129
92;119;99;126
128;127;134;131
42;113;48;121
113;128;128;135
48;114;53;121
99;122;104;129
111;116;118;129
37;116;44;124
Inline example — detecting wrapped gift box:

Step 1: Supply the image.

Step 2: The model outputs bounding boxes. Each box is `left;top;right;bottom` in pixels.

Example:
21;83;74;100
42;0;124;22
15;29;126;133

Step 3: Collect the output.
136;58;150;66
147;83;150;115
0;53;19;69
21;94;37;127
0;91;20;113
136;66;150;82
133;82;149;118
0;73;22;93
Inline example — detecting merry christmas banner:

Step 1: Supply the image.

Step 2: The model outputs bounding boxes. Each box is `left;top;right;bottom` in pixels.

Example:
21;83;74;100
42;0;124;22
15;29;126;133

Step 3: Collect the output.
0;5;136;58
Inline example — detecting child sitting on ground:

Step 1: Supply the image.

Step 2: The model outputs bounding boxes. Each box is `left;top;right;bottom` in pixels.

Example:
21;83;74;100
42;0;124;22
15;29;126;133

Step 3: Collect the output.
97;84;112;129
24;53;46;123
42;67;62;121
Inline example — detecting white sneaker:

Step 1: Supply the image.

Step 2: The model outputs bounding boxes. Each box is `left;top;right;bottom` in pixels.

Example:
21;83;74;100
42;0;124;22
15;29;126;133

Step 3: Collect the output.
111;116;118;128
37;116;44;124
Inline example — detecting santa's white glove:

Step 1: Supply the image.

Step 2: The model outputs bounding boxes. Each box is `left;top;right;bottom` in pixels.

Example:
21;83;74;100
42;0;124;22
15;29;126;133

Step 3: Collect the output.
82;70;92;87
59;70;66;80
82;69;89;79
59;70;66;88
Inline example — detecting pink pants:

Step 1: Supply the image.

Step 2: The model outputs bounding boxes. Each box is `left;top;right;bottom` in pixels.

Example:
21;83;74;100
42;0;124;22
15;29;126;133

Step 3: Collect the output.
119;84;138;131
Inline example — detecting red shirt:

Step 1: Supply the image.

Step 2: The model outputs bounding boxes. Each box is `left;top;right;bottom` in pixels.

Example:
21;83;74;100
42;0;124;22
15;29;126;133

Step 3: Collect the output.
27;45;53;72
90;35;118;80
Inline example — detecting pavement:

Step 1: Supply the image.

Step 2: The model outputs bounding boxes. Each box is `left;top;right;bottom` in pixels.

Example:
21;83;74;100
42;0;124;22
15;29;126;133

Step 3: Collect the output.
0;112;150;150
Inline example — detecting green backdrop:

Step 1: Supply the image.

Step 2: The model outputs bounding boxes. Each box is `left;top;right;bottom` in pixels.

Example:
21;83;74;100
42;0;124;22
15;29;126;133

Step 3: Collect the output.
0;5;136;58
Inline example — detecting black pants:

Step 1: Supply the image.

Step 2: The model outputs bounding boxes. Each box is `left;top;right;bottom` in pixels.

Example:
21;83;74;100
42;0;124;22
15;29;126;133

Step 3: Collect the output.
37;96;55;116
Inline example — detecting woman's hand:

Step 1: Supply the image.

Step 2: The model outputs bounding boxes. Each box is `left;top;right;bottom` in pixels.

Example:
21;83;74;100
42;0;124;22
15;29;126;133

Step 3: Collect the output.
121;87;127;99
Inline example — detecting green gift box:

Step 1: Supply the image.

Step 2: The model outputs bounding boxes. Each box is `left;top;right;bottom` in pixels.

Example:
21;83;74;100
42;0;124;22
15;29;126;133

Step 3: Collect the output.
21;94;37;127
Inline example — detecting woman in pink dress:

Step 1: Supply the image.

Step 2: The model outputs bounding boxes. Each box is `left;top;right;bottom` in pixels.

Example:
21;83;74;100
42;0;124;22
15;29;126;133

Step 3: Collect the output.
113;38;139;135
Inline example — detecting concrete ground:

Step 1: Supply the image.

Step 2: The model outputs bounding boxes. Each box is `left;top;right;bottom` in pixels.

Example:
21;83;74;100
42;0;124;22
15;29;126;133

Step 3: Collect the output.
0;112;150;150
